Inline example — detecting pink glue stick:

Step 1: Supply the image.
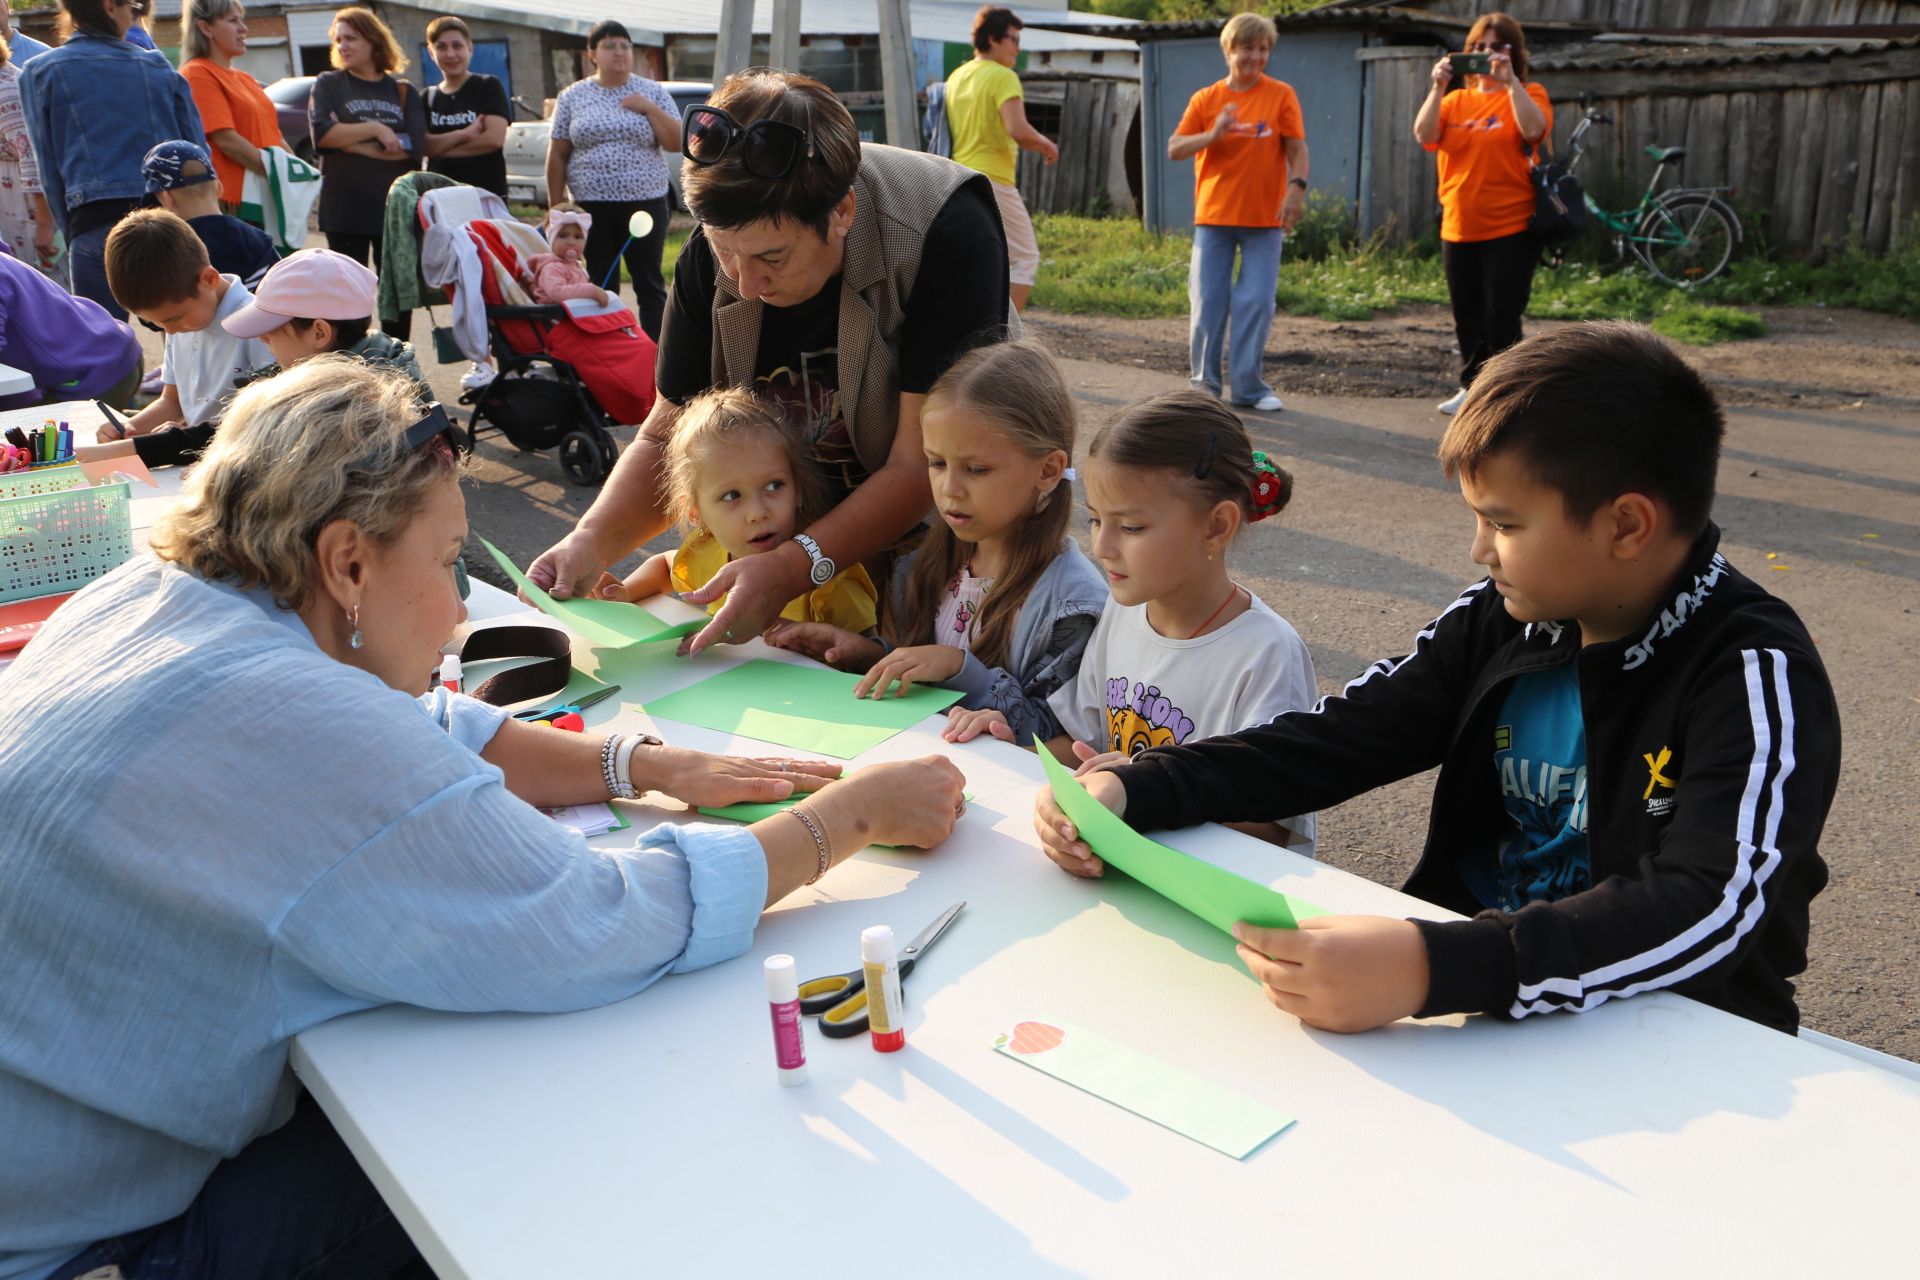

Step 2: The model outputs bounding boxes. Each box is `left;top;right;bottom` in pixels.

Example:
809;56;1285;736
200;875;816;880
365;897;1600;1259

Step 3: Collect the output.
765;955;808;1086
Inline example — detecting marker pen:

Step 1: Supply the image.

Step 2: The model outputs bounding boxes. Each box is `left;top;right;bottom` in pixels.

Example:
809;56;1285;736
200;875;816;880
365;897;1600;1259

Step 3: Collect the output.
439;654;462;693
765;954;808;1085
861;925;906;1053
58;426;72;459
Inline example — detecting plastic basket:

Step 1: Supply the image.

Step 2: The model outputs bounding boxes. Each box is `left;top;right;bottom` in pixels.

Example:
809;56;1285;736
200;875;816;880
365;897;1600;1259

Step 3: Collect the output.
0;480;132;605
0;463;88;500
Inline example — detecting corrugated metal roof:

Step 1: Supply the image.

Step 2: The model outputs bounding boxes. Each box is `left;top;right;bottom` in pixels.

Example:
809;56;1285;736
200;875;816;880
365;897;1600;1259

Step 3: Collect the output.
1033;5;1586;43
368;0;1140;50
1532;33;1920;71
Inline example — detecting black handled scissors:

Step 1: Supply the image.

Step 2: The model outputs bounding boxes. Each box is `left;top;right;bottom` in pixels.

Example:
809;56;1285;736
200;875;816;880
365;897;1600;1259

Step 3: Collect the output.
799;902;964;1038
511;683;621;726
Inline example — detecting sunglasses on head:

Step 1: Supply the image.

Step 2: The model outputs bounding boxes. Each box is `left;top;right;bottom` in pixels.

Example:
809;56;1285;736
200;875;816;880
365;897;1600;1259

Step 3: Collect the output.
682;104;814;180
348;402;467;475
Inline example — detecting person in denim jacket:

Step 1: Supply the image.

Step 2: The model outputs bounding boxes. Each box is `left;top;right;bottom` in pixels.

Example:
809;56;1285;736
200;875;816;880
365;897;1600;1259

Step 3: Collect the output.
18;0;203;320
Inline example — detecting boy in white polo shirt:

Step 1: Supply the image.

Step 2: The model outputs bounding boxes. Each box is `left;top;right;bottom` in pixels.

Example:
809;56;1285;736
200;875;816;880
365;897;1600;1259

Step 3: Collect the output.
88;208;272;467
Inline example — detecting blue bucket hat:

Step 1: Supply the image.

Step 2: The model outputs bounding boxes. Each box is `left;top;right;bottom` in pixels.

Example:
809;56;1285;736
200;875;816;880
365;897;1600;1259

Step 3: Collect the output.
142;140;220;195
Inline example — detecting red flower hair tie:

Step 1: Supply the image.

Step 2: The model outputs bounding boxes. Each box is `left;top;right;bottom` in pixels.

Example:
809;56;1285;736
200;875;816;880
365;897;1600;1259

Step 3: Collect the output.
1248;450;1288;522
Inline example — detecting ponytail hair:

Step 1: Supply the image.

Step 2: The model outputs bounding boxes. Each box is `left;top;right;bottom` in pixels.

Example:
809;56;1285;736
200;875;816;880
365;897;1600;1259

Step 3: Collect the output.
889;340;1075;668
1088;390;1293;526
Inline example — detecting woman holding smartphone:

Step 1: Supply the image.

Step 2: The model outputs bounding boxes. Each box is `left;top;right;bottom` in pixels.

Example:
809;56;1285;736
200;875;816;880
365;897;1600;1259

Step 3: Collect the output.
1413;11;1549;415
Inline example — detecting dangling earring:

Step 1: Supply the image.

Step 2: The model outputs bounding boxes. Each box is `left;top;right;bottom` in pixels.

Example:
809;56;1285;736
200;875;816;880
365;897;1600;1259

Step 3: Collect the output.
348;603;364;650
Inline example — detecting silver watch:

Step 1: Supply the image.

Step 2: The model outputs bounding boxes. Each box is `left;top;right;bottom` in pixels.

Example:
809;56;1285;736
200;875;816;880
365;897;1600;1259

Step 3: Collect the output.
792;533;835;586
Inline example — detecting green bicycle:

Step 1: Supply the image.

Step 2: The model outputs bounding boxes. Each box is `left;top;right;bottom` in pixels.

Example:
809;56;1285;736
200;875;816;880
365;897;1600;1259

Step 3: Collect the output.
1549;106;1743;287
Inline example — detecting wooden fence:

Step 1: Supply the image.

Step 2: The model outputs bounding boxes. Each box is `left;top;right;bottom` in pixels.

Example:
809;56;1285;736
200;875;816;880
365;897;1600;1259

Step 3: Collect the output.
1359;41;1920;255
1014;76;1142;217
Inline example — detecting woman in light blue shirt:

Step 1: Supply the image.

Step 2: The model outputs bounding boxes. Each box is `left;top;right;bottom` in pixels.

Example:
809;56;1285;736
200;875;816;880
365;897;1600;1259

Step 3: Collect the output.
0;358;965;1280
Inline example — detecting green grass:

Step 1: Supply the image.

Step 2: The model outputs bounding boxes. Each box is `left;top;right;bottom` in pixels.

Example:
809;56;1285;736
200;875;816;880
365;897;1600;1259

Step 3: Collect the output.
1027;209;1920;343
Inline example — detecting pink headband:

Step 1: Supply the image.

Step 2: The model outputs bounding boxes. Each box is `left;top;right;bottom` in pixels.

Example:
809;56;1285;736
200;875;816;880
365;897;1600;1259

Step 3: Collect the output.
547;209;592;238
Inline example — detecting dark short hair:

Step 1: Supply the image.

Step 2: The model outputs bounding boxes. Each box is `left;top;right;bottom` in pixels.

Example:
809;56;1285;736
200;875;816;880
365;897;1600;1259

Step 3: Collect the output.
58;0;122;39
291;314;373;351
1439;322;1724;535
681;70;861;239
105;209;212;314
425;15;471;44
972;6;1022;52
587;19;630;49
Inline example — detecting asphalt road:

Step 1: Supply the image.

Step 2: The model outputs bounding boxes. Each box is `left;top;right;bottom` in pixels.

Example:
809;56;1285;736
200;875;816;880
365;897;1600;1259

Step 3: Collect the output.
137;308;1920;1059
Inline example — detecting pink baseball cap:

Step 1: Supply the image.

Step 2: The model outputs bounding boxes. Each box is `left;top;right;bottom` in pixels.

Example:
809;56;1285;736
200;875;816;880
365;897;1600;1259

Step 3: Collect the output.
224;249;379;339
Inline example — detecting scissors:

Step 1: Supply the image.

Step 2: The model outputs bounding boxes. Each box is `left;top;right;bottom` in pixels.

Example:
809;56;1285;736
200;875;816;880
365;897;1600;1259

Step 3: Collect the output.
512;683;621;731
799;902;964;1038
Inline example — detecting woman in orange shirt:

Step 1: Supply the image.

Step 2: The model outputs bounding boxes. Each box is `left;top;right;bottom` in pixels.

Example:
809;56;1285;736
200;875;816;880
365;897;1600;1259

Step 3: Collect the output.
1414;12;1550;415
178;0;287;222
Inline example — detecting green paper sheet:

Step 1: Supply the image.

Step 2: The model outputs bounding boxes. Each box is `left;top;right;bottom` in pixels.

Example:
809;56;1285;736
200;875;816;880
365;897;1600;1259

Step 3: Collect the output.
478;537;674;649
1037;739;1327;934
646;658;963;758
638;618;709;644
993;1021;1293;1159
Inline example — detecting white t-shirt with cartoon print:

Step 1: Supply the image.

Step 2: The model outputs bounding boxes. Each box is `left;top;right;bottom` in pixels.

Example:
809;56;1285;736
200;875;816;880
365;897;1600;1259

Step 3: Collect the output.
1048;590;1319;854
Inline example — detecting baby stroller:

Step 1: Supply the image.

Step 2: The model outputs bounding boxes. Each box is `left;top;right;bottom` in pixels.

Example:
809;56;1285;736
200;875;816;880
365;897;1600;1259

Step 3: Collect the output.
418;188;655;485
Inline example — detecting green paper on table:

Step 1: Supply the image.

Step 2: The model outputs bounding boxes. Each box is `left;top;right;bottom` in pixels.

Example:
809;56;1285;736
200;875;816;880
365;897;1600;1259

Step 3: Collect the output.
994;1021;1293;1159
638;618;709;644
647;658;963;758
1037;739;1327;934
478;537;675;649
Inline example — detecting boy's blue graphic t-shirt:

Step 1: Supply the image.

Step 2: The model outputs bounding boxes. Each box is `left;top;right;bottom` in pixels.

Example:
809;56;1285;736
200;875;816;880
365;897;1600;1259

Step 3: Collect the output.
1464;665;1592;911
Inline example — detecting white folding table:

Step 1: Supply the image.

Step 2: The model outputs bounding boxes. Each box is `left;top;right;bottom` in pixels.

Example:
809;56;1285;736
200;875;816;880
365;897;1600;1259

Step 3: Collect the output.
289;585;1920;1278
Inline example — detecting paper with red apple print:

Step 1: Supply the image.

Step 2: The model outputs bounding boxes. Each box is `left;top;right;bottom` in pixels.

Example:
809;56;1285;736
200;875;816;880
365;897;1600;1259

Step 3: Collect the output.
993;1020;1293;1159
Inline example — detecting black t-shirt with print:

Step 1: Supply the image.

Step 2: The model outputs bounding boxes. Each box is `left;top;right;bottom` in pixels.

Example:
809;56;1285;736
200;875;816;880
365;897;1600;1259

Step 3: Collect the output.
655;181;1008;505
425;74;510;196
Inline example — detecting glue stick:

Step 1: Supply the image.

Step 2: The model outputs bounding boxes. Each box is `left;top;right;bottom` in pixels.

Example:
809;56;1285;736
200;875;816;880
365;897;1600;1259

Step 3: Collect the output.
439;654;462;693
765;955;808;1085
861;925;906;1053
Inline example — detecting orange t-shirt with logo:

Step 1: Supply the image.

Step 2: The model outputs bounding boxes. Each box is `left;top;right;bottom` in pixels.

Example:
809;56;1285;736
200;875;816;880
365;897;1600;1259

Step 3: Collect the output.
1426;81;1553;243
1176;76;1306;229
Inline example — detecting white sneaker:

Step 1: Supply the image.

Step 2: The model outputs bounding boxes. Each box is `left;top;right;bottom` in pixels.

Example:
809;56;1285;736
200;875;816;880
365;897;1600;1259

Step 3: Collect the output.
1437;388;1468;415
1251;394;1285;412
460;362;497;391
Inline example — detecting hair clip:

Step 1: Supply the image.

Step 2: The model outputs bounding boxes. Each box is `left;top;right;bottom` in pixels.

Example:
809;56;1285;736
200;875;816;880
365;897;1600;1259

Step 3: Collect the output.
1194;433;1218;480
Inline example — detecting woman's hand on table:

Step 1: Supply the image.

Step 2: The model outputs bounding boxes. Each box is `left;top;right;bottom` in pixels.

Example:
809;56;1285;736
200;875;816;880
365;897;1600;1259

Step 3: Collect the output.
853;644;964;699
1034;765;1126;878
832;755;969;849
763;620;882;671
632;744;841;809
1232;917;1430;1034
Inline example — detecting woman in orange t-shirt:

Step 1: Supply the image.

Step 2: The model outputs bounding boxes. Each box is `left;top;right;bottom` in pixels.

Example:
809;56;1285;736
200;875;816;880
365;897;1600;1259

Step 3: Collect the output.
1414;12;1550;414
179;0;287;220
1167;13;1309;413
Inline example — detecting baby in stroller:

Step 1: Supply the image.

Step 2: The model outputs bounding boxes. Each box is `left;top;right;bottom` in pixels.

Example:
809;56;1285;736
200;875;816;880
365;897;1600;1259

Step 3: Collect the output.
525;206;612;309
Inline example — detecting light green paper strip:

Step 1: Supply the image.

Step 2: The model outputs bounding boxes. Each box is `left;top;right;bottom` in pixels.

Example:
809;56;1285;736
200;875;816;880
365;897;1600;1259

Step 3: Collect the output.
646;659;963;759
1037;738;1327;933
637;618;708;644
993;1021;1293;1160
477;537;672;649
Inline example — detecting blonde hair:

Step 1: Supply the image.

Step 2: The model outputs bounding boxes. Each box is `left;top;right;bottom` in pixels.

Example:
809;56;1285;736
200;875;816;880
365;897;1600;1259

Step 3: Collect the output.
1220;13;1277;51
183;0;245;63
888;340;1075;670
665;388;825;533
151;358;453;607
330;6;406;76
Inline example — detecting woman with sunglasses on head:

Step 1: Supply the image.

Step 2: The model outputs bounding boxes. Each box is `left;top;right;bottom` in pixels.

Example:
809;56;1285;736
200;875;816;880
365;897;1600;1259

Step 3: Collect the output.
16;0;204;320
0;358;966;1280
528;69;1016;662
543;19;679;338
1414;11;1551;416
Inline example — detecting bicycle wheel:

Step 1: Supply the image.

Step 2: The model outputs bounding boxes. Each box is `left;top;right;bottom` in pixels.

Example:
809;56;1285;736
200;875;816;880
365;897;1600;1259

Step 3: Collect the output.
1634;194;1740;287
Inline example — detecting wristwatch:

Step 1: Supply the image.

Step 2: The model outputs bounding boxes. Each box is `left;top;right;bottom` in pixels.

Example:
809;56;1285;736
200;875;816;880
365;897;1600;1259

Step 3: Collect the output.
792;533;835;586
1289;176;1309;190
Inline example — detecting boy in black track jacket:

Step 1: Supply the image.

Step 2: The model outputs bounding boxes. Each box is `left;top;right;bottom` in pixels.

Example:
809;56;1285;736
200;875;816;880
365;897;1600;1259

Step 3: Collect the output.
1035;323;1838;1035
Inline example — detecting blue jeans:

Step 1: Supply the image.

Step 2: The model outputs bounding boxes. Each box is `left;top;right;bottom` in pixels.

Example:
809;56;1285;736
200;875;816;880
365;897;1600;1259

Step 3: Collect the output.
68;223;125;323
1188;225;1283;404
46;1092;424;1280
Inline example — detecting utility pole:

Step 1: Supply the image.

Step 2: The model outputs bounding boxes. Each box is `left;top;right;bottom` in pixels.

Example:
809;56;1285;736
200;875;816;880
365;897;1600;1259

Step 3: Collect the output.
876;0;920;149
714;0;755;82
771;0;802;73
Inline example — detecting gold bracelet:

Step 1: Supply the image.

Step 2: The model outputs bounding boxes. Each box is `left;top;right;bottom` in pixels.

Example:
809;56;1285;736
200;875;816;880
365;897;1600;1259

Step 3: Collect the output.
790;803;832;885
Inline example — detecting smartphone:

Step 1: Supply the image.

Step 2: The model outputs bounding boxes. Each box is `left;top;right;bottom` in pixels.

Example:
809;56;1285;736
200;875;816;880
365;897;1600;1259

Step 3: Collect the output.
1450;52;1492;78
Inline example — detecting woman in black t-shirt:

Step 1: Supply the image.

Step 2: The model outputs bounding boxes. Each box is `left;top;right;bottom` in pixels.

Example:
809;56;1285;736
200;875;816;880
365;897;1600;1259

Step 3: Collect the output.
421;15;509;197
308;6;424;339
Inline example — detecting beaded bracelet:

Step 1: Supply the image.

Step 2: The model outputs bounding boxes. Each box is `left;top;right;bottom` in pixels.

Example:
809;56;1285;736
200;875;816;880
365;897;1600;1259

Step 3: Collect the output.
790;803;832;885
601;734;637;800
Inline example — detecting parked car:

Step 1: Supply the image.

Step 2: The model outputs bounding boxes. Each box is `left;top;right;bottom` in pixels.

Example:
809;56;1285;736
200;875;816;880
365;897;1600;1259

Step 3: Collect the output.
264;75;317;164
504;80;711;209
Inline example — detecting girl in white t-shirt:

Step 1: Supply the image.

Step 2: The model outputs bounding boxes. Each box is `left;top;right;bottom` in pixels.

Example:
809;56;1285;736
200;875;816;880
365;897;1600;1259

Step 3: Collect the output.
952;389;1319;853
767;341;1108;743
